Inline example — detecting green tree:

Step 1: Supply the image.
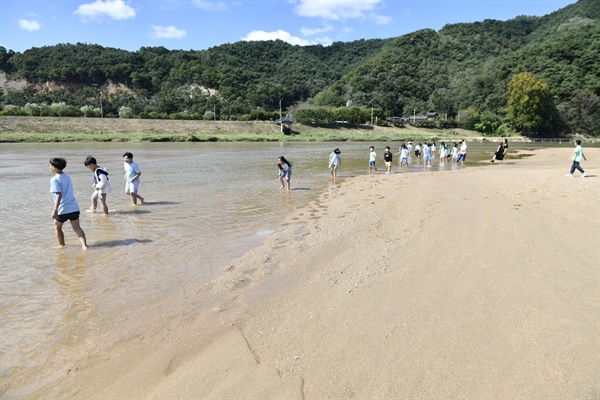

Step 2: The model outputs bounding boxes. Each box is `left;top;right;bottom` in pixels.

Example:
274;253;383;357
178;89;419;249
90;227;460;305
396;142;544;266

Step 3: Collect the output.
506;72;561;134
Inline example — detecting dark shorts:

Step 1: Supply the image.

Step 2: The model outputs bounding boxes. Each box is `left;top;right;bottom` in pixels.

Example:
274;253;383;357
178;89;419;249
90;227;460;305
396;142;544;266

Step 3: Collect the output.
55;211;80;223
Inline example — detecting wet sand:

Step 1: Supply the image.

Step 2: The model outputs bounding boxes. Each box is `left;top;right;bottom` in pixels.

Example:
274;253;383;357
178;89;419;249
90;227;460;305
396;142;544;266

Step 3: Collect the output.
56;147;599;399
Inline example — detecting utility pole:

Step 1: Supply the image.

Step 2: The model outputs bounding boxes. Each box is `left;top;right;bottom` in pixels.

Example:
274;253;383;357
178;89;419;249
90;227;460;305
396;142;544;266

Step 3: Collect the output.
279;99;283;133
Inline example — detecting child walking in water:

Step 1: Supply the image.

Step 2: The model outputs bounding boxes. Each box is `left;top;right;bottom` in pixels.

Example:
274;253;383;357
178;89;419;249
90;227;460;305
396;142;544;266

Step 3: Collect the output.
84;155;111;215
383;146;393;173
123;152;145;205
369;146;377;172
49;157;88;249
395;144;409;168
329;148;341;179
277;156;292;190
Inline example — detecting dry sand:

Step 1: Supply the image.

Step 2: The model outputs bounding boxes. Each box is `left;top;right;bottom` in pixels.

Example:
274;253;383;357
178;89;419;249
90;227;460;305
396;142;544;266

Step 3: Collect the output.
57;147;598;399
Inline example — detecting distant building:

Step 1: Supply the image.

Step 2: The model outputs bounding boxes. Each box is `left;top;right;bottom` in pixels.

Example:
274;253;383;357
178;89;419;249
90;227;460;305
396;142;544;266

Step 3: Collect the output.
386;112;438;124
410;112;438;121
276;114;294;135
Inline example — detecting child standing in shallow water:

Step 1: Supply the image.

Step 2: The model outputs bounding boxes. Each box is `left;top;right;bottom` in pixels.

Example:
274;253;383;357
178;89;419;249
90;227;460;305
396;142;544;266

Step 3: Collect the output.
369;146;377;172
329;148;341;178
277;156;292;190
384;146;393;173
49;157;88;249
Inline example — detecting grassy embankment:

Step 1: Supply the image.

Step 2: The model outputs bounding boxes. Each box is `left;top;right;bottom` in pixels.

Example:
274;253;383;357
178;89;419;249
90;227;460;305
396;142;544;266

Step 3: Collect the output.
0;116;479;143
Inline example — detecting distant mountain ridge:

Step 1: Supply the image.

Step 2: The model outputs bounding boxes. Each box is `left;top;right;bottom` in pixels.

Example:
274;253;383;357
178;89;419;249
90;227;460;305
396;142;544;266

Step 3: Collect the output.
0;0;598;135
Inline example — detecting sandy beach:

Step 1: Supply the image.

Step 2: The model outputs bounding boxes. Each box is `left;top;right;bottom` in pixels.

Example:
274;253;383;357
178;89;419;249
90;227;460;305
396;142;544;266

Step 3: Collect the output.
52;147;598;399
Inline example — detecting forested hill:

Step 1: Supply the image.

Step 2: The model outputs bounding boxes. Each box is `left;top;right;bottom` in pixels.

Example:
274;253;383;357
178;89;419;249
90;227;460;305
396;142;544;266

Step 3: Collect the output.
0;0;598;135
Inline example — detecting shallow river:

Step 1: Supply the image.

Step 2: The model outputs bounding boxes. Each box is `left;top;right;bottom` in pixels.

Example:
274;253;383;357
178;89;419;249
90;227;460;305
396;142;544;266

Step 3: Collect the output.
0;140;573;397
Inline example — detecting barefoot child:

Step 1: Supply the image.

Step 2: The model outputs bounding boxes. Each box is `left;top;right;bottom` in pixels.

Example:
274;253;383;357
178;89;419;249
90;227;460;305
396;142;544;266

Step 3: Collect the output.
84;155;111;214
123;152;145;205
49;157;88;249
329;148;341;179
384;146;393;173
369;146;377;172
277;156;292;190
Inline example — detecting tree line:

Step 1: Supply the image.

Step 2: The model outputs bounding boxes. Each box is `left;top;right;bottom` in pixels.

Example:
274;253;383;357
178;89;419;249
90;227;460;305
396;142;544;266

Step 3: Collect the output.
0;0;598;135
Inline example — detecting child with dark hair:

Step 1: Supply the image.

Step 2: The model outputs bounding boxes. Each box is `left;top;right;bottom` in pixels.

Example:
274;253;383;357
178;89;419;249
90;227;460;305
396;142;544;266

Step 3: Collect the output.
84;155;111;214
368;146;377;172
566;140;588;178
49;157;88;249
123;152;144;205
329;148;341;179
384;146;393;173
277;156;292;190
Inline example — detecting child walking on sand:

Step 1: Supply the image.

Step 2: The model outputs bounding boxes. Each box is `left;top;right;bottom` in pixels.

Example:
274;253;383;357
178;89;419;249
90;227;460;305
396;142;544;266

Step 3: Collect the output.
123;152;145;205
278;156;292;190
369;146;377;172
329;148;341;179
49;157;88;249
84;156;111;215
566;139;588;178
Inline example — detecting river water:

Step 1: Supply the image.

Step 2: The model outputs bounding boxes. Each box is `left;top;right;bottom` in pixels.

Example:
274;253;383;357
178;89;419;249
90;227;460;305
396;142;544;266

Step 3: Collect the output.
0;140;571;397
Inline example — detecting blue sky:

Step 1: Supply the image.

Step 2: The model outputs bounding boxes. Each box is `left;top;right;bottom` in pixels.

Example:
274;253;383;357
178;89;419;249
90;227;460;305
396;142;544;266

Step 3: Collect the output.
1;0;577;53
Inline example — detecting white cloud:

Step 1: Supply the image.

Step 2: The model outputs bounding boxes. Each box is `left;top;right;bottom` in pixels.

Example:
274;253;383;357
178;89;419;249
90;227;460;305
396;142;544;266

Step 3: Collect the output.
18;19;41;31
294;0;384;21
243;29;334;46
370;14;392;25
74;0;136;20
192;0;228;11
313;36;333;46
149;25;186;39
300;23;333;36
243;30;311;46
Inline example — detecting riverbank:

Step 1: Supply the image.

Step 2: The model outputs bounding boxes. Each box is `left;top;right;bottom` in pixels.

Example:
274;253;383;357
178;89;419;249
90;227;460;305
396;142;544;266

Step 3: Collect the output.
49;147;599;399
1;116;482;142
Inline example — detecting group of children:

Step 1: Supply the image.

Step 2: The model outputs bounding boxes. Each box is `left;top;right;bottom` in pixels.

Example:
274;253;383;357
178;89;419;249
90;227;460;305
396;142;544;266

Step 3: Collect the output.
368;140;468;172
277;139;591;189
49;152;144;249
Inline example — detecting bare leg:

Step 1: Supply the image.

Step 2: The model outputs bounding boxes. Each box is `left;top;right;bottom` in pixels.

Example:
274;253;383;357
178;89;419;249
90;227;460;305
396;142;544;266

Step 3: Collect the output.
128;192;145;205
69;219;88;250
91;198;98;212
133;193;144;204
99;194;109;215
54;220;66;247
